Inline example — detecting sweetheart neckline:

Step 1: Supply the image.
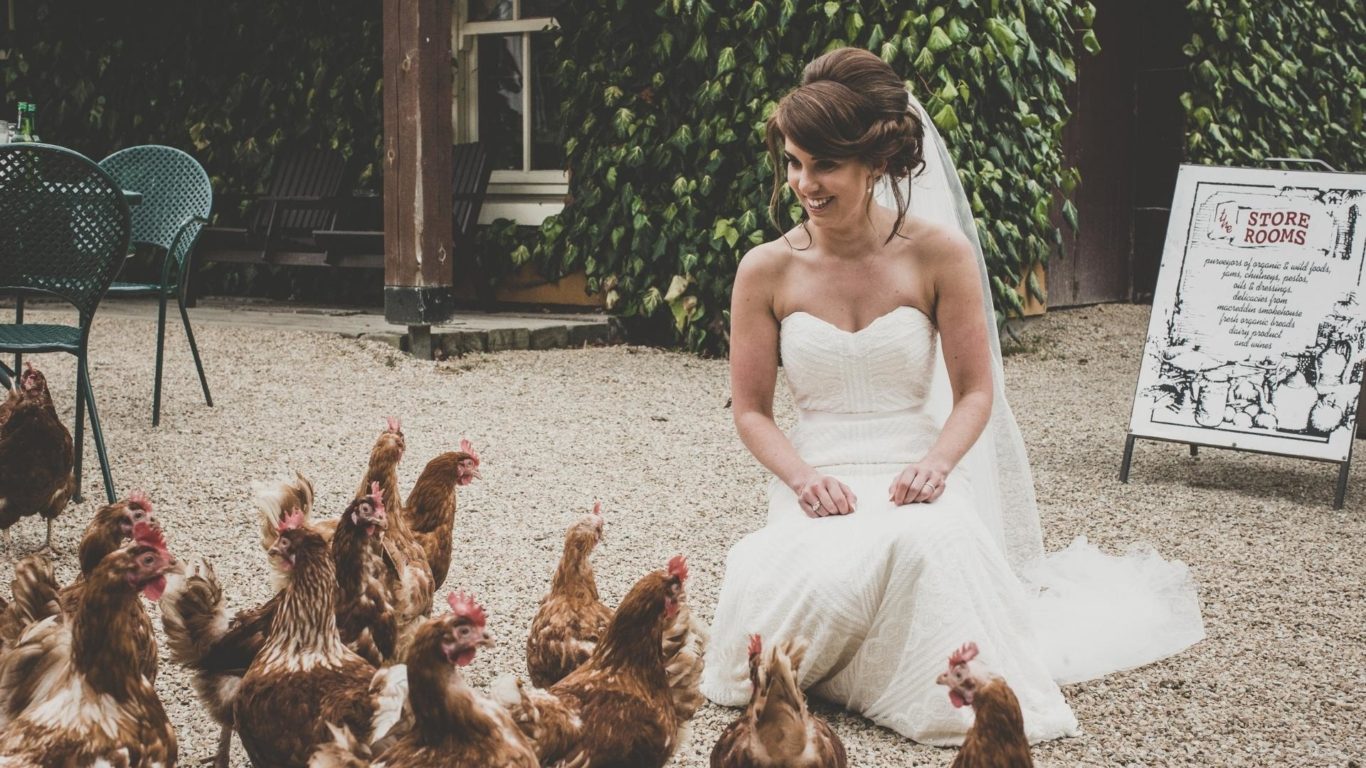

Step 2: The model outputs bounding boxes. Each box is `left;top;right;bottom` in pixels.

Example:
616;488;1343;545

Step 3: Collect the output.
780;305;933;335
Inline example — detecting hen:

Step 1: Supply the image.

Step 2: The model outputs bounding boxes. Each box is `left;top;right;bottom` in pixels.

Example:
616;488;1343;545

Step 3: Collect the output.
0;521;178;766
333;482;399;666
0;492;162;681
496;555;700;768
710;634;847;767
354;419;435;658
937;641;1034;768
160;557;281;768
160;477;326;768
234;508;409;768
526;501;612;687
0;362;75;554
311;591;539;768
403;439;481;587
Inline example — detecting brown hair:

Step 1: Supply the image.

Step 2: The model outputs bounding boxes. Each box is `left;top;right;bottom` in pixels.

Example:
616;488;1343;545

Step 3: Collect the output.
765;47;925;244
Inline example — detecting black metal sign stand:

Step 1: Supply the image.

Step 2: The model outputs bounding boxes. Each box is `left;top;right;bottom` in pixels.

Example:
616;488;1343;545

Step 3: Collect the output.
1119;432;1353;509
1120;158;1357;510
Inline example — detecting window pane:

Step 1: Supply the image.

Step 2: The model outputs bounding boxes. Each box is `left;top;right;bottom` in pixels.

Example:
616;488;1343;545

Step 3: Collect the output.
477;34;524;171
470;0;513;21
530;32;565;171
522;0;567;18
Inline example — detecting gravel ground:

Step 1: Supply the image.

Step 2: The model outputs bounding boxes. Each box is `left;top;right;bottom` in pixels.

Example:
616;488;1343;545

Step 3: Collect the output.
3;301;1363;767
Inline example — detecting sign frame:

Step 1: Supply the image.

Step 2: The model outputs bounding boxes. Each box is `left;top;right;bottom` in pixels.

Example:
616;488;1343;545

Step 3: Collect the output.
1121;162;1366;508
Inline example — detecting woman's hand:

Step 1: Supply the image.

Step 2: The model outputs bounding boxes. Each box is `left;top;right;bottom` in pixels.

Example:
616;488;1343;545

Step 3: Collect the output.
889;460;950;505
793;471;858;517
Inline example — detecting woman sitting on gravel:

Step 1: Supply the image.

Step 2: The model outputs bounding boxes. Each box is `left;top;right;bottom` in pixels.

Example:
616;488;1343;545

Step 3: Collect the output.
699;46;1205;745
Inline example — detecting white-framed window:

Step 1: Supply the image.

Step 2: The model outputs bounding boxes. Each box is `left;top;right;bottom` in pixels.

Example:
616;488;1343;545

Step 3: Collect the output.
457;0;568;223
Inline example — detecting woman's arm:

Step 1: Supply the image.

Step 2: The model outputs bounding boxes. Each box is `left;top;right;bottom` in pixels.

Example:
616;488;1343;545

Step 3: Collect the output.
890;225;994;504
731;245;857;515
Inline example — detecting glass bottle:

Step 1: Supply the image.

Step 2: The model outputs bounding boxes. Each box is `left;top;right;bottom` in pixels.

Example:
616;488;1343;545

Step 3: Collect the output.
21;102;36;142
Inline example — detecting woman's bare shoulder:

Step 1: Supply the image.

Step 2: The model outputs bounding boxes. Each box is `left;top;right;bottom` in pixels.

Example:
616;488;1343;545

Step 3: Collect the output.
896;215;973;259
736;236;798;280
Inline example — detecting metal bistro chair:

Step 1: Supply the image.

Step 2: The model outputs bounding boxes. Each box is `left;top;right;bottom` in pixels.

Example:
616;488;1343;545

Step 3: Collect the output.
0;143;131;504
99;145;214;426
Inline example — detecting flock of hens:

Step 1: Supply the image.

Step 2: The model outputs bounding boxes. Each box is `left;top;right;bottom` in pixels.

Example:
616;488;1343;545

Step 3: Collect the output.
0;361;1035;768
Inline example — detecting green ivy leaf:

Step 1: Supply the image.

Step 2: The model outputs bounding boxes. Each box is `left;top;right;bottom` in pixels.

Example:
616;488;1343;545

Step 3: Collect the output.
927;26;953;53
932;103;960;132
1081;29;1101;55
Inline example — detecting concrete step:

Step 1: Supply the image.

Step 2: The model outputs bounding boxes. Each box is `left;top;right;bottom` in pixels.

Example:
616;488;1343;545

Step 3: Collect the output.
71;297;616;355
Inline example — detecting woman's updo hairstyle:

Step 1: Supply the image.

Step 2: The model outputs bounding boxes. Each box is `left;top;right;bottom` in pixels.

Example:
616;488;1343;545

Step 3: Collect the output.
765;47;925;243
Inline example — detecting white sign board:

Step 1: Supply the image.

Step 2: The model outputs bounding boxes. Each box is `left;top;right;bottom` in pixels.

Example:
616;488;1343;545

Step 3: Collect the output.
1129;164;1366;462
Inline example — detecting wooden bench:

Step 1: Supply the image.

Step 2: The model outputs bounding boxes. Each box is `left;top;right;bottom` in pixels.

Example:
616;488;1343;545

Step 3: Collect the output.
197;148;350;268
310;142;493;273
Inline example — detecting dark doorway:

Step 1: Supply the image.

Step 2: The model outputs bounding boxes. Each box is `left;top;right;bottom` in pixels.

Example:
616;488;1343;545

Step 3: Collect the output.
1051;0;1190;307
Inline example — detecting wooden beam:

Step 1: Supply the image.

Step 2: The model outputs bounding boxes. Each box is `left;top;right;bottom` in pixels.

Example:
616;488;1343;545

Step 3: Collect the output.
383;0;455;328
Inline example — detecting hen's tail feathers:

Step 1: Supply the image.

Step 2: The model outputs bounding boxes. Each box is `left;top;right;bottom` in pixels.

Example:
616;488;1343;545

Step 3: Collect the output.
663;601;708;722
0;554;61;647
491;674;582;763
252;471;316;551
158;555;227;667
367;664;411;753
0;610;69;728
308;723;372;768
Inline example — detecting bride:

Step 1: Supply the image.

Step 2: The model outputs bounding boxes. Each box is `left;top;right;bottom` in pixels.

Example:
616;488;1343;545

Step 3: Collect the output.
699;47;1205;745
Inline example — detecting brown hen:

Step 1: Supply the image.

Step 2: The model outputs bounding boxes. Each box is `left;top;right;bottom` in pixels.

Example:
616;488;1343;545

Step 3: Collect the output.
0;522;178;767
234;508;409;768
937;641;1034;768
710;634;846;767
526;501;612;687
312;591;539;768
403;438;481;588
0;363;74;554
496;555;700;768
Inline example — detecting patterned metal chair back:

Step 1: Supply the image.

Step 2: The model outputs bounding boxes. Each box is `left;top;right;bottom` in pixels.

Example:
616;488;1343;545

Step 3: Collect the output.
99;145;213;269
0;143;131;318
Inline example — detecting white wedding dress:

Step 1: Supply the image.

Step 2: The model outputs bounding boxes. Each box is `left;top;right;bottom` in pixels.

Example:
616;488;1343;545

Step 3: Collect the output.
700;93;1205;746
699;305;1081;745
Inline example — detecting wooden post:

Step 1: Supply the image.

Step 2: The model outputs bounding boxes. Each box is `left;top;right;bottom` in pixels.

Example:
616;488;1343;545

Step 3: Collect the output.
383;0;454;344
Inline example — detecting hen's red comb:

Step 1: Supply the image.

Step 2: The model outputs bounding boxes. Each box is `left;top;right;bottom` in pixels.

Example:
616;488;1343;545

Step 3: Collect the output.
446;590;488;627
460;438;480;465
949;642;979;667
385;416;402;434
667;554;688;582
368;481;385;511
126;489;152;513
747;633;763;659
279;507;306;531
23;361;35;373
132;520;168;554
592;500;603;517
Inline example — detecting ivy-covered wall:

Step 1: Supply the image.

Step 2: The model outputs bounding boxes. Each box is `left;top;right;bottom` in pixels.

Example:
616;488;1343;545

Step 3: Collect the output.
520;0;1096;354
1181;0;1365;170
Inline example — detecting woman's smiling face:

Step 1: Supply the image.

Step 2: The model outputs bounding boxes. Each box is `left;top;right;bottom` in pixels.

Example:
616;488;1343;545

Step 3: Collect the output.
784;139;876;225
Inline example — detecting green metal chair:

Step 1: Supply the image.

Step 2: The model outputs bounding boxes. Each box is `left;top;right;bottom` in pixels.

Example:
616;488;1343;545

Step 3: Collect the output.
0;143;131;504
99;145;214;426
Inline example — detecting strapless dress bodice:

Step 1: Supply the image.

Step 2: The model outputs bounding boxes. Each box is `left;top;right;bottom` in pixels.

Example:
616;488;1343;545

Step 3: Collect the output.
779;306;941;470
